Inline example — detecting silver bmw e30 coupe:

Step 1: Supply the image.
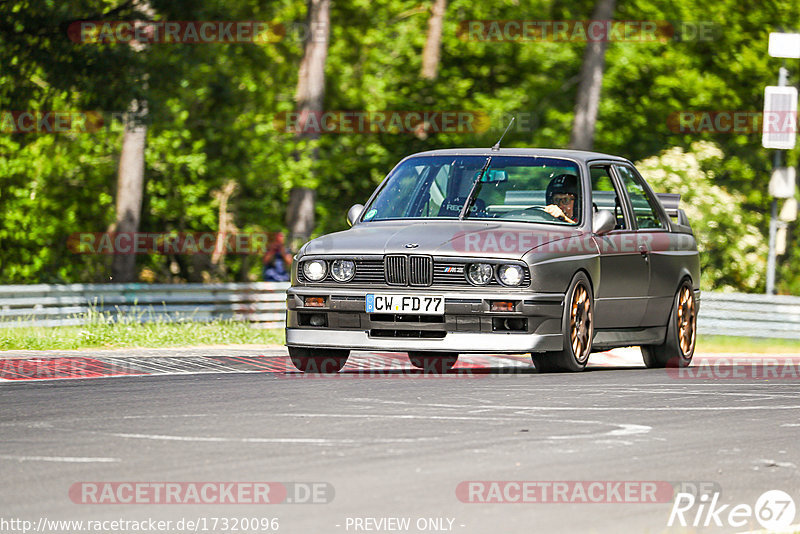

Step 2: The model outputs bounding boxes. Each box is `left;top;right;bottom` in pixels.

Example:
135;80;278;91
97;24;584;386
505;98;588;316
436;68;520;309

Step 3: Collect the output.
285;148;700;373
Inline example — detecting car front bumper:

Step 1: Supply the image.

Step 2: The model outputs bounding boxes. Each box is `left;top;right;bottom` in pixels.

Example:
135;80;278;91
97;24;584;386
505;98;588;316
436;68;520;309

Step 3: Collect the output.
285;286;565;354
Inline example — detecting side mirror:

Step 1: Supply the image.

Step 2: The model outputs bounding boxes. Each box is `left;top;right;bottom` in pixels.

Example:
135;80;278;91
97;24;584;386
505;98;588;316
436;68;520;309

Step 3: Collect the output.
346;204;365;227
593;209;615;235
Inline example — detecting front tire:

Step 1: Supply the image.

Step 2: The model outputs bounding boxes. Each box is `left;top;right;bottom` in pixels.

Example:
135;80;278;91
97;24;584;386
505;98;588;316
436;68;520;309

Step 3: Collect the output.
641;280;696;368
408;352;458;373
533;272;594;372
288;346;350;373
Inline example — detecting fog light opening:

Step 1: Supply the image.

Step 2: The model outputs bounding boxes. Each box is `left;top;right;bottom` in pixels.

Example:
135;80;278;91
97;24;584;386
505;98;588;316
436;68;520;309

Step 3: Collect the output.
309;314;326;326
298;312;328;327
504;318;526;331
492;317;527;332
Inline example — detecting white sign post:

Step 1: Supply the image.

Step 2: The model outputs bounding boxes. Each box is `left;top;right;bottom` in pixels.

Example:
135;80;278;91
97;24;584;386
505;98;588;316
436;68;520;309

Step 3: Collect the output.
764;33;799;294
769;167;797;198
769;32;800;59
762;86;798;149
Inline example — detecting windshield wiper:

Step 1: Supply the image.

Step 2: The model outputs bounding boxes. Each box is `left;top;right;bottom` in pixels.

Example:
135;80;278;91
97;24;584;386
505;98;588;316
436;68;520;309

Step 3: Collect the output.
459;156;491;220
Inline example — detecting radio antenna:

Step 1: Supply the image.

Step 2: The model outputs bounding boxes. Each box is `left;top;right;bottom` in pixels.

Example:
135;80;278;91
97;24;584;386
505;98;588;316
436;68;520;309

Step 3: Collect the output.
491;117;515;151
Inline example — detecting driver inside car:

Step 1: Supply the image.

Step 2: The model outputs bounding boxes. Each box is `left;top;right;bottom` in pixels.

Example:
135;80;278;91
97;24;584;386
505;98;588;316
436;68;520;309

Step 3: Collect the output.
544;174;579;224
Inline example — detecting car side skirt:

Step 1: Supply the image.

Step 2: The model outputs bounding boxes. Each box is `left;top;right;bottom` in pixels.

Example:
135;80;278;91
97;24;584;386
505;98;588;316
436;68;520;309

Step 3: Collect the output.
591;327;667;351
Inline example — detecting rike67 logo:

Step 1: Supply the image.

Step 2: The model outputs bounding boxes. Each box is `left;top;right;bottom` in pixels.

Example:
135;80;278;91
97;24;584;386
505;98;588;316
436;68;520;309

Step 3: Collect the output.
668;489;796;530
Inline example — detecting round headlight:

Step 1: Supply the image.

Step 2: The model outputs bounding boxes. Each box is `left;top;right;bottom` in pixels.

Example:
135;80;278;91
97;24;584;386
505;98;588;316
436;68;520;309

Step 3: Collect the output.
331;259;356;282
467;263;494;285
498;264;524;286
302;260;327;281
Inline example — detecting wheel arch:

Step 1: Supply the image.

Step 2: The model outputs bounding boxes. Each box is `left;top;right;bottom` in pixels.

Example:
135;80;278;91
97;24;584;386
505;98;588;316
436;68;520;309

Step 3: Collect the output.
675;270;695;293
571;267;596;299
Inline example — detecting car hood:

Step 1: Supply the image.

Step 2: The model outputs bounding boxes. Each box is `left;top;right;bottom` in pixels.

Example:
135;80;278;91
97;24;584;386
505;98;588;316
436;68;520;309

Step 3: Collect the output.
301;221;580;260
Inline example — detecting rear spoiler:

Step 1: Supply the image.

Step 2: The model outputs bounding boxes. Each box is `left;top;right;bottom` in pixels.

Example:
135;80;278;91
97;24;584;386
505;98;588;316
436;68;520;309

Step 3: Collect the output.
656;193;692;231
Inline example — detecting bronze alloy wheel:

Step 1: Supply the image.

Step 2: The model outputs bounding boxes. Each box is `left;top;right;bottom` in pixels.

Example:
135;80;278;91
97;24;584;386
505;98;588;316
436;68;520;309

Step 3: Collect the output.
676;285;697;356
641;280;696;368
570;283;593;364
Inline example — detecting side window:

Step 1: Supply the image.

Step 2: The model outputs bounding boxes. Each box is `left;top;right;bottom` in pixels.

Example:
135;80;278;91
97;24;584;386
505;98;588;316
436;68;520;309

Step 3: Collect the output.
614;165;665;230
590;165;627;230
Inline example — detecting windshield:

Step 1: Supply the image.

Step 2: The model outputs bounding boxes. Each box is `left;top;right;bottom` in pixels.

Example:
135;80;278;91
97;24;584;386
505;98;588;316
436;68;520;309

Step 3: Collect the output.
362;155;582;225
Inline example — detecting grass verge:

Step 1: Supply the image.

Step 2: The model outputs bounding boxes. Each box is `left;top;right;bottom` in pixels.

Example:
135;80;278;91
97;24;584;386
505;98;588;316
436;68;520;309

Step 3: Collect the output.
2;313;798;354
696;335;800;354
0;311;284;351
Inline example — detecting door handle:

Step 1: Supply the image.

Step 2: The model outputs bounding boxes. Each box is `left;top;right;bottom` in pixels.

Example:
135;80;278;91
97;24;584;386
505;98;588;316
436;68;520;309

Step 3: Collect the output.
639;245;649;261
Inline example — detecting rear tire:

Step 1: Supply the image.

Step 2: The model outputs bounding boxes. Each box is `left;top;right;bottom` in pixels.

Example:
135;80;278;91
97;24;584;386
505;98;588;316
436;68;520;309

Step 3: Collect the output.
533;272;594;373
641;280;696;368
408;352;458;373
288;346;350;373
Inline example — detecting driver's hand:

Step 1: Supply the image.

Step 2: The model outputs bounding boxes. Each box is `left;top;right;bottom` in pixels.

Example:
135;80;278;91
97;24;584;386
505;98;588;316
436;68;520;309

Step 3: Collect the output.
545;204;576;224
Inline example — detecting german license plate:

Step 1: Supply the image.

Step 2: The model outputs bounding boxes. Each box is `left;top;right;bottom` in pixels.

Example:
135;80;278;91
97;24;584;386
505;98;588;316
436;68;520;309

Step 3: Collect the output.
366;294;444;314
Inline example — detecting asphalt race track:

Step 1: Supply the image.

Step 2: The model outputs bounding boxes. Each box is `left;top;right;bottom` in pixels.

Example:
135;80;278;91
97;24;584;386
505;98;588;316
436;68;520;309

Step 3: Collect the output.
1;347;799;534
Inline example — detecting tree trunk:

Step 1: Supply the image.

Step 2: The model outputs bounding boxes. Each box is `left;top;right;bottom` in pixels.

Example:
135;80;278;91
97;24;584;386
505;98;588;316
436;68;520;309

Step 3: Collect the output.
569;0;616;151
211;179;238;268
111;0;154;283
287;0;330;244
111;100;147;282
420;0;447;80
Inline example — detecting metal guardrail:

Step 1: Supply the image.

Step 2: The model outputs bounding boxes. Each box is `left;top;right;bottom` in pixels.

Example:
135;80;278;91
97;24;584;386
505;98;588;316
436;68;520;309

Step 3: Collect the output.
0;282;290;328
697;292;800;340
1;283;799;339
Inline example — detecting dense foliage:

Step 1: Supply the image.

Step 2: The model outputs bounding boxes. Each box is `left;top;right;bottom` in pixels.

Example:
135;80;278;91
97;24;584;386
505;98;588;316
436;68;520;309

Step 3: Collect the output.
637;142;768;292
1;0;799;292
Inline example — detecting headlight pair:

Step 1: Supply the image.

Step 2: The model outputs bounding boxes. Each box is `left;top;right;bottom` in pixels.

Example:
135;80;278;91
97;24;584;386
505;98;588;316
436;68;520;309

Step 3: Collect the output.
302;259;355;282
467;263;524;287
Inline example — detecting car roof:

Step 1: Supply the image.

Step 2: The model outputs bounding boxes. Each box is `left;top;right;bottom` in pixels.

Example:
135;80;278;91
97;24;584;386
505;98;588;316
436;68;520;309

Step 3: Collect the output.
406;147;631;164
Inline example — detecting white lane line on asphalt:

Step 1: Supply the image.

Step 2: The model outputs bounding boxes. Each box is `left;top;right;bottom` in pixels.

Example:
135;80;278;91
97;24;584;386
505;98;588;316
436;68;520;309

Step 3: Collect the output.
780;423;800;427
111;425;647;448
267;414;652;444
545;423;651;440
121;414;211;419
608;423;652;436
344;398;800;411
591;388;791;398
0;454;120;463
267;413;520;421
267;413;652;439
110;432;438;444
422;383;800;388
